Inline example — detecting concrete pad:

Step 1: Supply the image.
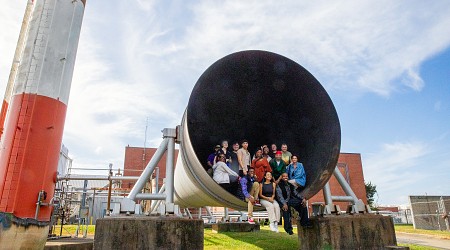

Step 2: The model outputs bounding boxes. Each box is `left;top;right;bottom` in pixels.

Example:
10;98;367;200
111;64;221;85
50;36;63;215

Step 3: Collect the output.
0;222;48;249
45;237;94;250
212;222;260;233
94;216;203;250
299;214;397;250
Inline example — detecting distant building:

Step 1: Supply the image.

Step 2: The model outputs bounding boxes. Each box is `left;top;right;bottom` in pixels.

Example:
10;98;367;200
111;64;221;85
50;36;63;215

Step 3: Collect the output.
122;146;179;189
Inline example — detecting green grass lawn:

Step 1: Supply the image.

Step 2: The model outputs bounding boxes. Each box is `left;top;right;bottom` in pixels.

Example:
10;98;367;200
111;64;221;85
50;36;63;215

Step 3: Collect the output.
397;244;440;250
395;224;450;239
50;224;446;250
204;226;298;250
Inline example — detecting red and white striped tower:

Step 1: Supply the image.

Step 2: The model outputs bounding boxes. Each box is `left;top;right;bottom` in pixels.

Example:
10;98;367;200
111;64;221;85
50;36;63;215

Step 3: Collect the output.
0;0;86;248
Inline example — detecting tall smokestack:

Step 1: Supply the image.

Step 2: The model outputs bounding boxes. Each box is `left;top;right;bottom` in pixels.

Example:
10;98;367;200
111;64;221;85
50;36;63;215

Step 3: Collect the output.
0;0;86;248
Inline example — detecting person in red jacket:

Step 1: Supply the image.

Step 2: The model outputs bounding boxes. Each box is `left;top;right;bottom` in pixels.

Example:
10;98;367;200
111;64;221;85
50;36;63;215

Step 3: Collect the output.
251;148;272;183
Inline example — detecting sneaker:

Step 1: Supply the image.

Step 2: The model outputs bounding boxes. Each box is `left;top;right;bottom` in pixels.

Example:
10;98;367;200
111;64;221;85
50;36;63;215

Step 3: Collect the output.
269;222;275;231
248;217;255;224
254;200;262;206
273;222;279;233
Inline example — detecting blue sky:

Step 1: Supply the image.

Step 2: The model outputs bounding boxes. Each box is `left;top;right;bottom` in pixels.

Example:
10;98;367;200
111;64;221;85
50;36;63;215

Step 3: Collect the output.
1;1;449;206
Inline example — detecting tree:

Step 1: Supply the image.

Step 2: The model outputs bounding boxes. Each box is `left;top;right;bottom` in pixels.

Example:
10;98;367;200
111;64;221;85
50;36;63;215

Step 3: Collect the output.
365;181;378;209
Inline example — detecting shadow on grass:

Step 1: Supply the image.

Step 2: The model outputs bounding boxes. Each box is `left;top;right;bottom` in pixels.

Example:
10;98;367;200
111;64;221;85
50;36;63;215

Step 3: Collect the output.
204;225;299;250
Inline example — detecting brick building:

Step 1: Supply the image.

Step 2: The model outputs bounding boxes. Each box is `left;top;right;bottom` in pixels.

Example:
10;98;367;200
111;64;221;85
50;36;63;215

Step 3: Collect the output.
122;146;179;189
123;147;367;210
307;153;368;211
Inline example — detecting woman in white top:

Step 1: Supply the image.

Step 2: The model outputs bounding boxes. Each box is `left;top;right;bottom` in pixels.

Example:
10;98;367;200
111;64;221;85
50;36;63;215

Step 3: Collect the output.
213;153;239;193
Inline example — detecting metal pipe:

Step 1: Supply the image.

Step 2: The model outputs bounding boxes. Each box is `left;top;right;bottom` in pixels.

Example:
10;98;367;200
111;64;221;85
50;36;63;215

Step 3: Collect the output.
151;178;157;209
128;138;169;200
150;184;166;212
333;167;358;204
224;207;229;221
165;136;176;204
69;167;122;171
57;175;140;181
34;190;44;220
331;196;355;202
155;167;159;193
135;193;166;200
91;189;96;225
106;164;113;215
323;182;333;205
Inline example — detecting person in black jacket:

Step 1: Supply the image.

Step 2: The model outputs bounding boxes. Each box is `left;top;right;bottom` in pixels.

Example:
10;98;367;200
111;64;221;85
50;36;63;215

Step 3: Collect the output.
276;173;312;235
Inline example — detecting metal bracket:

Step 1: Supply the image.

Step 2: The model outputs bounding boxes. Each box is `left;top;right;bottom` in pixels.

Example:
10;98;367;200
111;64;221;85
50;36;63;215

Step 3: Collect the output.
120;127;178;215
321;166;367;215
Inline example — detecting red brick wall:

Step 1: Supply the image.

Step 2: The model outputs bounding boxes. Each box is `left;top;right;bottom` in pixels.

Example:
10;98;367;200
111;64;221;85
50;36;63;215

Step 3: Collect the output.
308;153;368;211
122;146;179;189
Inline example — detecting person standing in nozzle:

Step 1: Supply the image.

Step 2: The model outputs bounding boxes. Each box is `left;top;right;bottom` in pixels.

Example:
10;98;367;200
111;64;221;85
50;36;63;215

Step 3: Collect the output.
276;173;312;235
216;140;232;165
281;143;292;165
270;151;287;183
229;142;240;174
206;145;221;176
213;153;239;193
251;149;272;183
237;168;261;224
262;145;272;162
228;142;241;195
286;155;306;191
269;144;278;158
237;139;251;177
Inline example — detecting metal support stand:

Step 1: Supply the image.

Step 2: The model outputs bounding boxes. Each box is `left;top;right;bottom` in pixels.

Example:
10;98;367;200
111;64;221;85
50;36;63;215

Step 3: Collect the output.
106;164;113;216
120;128;179;215
224;207;229;222
320;166;367;215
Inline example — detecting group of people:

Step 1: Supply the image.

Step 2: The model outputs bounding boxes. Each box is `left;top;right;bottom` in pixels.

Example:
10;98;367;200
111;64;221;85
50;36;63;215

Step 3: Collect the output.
206;140;312;234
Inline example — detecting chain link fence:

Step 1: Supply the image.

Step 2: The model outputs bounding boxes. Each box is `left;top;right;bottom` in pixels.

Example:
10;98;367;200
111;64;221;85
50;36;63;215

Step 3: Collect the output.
409;195;450;231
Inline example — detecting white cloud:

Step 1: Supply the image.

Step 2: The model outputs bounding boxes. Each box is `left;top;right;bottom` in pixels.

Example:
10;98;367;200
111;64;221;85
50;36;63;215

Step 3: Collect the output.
1;0;450;175
362;140;450;205
178;0;450;96
365;142;427;171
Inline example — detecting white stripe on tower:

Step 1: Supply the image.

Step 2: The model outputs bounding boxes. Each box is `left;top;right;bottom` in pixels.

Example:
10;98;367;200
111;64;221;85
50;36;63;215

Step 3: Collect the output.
0;1;35;141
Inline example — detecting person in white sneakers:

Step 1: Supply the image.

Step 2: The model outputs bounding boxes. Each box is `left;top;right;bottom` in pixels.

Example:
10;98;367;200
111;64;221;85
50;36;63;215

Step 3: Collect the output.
259;172;280;232
237;168;261;224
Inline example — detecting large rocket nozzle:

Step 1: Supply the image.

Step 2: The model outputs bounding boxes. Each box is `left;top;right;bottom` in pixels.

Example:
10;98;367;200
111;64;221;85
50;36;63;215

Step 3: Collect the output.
174;50;341;210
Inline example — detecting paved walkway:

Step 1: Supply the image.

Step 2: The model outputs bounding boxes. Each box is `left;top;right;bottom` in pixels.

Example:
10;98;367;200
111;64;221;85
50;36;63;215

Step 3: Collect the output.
396;232;450;249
